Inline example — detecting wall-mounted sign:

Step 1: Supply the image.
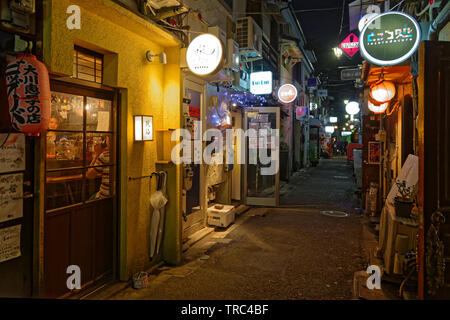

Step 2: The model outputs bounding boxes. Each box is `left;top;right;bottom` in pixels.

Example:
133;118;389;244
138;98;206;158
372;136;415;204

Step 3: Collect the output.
278;84;298;103
317;89;328;97
307;77;318;88
360;12;421;66
296;107;309;120
134;115;153;141
0;225;21;263
250;71;273;95
341;68;362;81
0;173;23;223
339;33;360;58
0;134;25;174
186;33;225;76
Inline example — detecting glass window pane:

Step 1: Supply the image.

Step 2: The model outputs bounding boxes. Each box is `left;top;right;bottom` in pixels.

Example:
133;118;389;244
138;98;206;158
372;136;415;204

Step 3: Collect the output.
46;169;83;210
86;133;112;165
46;132;83;170
50;92;84;131
86;97;112;132
85;166;115;201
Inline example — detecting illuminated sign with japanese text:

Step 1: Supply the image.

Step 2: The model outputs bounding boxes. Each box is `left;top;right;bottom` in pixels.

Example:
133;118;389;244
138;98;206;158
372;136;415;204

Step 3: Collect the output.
250;71;273;95
339;33;359;58
278;84;297;103
360;12;421;66
186;33;225;76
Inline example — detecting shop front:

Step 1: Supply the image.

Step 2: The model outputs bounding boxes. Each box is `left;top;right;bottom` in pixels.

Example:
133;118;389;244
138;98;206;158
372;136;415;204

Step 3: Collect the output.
38;0;182;297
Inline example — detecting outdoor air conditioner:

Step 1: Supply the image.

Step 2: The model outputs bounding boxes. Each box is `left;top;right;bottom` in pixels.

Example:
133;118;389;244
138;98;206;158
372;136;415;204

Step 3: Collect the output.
208;26;227;49
236;17;263;60
224;39;240;72
147;0;181;10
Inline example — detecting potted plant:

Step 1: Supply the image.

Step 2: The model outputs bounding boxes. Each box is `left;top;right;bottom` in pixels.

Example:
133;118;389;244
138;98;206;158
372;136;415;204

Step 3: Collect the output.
394;180;416;218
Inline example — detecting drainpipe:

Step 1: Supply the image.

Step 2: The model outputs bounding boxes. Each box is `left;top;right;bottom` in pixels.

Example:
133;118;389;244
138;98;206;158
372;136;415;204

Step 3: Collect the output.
429;1;450;40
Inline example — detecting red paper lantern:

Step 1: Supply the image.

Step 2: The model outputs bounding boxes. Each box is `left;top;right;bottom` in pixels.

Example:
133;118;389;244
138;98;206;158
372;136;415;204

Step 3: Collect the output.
5;54;51;136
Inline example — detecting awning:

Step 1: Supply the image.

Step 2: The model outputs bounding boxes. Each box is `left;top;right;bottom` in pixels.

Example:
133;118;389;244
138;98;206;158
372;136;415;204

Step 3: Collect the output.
366;66;412;86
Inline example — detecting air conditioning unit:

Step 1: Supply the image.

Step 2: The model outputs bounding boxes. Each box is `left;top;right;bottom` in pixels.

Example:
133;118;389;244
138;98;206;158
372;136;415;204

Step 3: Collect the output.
147;0;180;10
224;39;240;72
208;26;227;48
236;17;263;60
232;71;249;91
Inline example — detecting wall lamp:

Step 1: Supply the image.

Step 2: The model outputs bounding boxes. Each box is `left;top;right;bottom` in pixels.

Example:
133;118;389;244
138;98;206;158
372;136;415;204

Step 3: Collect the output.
146;50;167;64
134;115;153;141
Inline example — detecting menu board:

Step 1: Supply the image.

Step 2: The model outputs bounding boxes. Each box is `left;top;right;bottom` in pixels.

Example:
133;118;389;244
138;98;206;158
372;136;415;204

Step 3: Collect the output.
0;134;25;173
0;173;23;223
0;225;21;263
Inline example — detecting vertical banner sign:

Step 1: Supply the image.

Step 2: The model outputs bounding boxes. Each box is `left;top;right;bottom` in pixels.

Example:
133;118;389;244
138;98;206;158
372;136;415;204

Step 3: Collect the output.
339;33;360;58
296;107;309;120
359;12;421;66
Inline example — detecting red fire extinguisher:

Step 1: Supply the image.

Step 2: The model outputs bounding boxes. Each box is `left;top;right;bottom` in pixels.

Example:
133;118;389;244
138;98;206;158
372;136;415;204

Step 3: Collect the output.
5;54;50;136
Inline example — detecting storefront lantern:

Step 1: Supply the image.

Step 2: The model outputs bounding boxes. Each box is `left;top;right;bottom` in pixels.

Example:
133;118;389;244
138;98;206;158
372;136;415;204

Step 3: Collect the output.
370;80;396;103
368;100;389;114
5;54;51;136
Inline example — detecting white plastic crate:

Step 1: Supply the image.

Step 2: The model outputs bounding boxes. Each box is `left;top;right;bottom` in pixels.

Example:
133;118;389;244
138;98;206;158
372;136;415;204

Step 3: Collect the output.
207;204;235;228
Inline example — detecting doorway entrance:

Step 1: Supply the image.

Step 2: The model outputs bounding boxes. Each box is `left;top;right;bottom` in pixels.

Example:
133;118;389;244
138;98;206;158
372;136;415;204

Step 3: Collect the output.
43;81;118;297
243;107;280;206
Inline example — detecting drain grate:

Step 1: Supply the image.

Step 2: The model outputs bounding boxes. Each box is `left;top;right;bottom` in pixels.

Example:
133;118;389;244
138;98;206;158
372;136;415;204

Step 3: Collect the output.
320;210;349;218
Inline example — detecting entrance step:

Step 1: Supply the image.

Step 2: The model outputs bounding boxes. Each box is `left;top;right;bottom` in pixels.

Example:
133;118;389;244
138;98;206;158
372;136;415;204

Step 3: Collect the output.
182;227;215;252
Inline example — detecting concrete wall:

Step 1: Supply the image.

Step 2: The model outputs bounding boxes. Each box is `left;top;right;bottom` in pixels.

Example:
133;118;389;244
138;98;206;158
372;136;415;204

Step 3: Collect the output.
43;0;182;280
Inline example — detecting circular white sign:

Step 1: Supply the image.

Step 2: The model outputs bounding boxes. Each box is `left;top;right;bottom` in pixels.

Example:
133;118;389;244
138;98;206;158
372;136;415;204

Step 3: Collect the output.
359;12;421;66
358;13;378;32
186;33;224;76
278;84;298;103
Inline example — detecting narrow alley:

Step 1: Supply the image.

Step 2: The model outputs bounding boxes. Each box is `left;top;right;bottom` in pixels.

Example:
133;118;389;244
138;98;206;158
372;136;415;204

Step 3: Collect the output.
90;158;369;300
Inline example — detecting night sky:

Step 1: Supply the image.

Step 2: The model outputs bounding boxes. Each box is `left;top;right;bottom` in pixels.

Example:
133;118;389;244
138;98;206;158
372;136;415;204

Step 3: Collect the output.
292;0;363;117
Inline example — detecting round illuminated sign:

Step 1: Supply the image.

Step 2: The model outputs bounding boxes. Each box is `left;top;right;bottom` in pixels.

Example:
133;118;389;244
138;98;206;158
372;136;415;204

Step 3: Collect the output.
360;12;421;66
186;33;224;76
278;84;298;104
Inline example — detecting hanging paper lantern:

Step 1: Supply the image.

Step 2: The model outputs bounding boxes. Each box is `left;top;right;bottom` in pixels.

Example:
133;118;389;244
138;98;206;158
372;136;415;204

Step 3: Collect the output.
5;54;51;136
370;80;396;103
368;100;389;114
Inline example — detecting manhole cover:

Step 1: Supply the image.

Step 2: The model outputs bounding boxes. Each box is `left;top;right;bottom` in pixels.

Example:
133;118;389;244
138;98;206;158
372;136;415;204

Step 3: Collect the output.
320;210;349;218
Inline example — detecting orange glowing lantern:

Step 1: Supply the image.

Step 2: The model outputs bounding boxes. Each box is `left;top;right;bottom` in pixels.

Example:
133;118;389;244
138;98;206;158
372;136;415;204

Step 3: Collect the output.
368;100;389;114
5;54;51;136
370;80;396;103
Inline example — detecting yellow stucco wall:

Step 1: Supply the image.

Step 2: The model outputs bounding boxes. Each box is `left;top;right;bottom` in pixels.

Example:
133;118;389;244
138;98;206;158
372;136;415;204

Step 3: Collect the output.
43;0;182;280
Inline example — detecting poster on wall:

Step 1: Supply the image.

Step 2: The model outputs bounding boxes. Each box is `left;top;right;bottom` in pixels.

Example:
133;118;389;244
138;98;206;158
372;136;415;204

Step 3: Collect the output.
0;225;21;263
0;134;25;174
368;141;381;164
0;173;23;223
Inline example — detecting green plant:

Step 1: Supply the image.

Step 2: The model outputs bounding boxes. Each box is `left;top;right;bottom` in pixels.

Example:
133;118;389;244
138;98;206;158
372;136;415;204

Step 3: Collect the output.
395;180;416;202
309;145;318;163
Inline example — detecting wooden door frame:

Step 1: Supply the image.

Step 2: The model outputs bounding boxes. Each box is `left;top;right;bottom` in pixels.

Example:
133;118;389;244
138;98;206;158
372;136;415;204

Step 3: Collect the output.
38;79;120;297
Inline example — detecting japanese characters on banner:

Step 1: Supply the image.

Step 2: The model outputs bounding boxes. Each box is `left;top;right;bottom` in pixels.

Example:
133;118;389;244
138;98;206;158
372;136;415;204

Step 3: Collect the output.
0;225;21;263
0;133;25;173
359;12;421;66
5;54;51;136
0;173;23;223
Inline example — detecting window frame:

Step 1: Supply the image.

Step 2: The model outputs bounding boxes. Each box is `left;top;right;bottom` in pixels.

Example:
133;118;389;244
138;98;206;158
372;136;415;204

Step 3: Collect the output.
45;80;117;213
73;46;104;84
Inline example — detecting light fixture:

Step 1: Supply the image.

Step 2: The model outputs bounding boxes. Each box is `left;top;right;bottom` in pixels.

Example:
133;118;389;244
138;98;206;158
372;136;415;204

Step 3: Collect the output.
333;47;343;58
344;99;349;105
146;50;167;64
345;101;360;115
370;80;396;103
368;100;389;114
345;114;349;119
325;126;335;133
350;124;354;129
134;115;153;141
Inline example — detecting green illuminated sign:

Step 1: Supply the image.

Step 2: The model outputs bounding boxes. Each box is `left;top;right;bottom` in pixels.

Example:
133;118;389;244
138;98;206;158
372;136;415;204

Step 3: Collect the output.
360;12;421;66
